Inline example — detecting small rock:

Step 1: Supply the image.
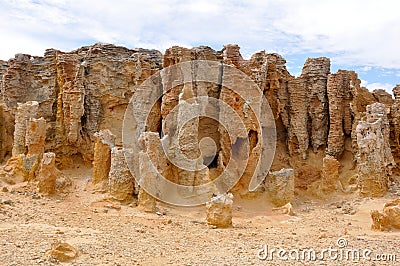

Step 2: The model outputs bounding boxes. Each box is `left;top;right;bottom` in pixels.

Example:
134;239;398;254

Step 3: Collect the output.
2;187;8;192
1;199;13;205
206;193;233;228
32;193;41;199
272;202;295;216
47;241;77;262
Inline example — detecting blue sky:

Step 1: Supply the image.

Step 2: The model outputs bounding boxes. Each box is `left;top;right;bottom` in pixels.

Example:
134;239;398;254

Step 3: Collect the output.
0;0;399;93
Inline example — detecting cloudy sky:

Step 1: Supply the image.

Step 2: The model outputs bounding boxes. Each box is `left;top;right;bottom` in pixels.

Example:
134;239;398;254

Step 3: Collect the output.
0;0;399;93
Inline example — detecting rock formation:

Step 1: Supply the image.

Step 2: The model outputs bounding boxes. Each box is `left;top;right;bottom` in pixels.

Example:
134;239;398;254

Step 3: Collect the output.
37;152;57;195
371;198;400;230
287;58;330;158
356;103;395;197
206;193;233;228
326;71;356;158
1;43;399;205
321;155;341;193
92;129;115;187
108;147;135;201
26;117;46;156
12;101;39;156
373;89;394;107
301;58;330;152
137;188;156;213
25;117;47;180
390;85;400;152
46;241;78;262
0;44;162;167
264;168;294;206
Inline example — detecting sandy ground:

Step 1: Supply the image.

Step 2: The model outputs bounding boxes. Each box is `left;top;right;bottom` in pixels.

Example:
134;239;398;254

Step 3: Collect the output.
0;164;399;266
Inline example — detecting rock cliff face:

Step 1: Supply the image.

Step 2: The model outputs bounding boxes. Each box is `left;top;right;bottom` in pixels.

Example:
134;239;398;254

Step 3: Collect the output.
0;43;399;203
0;44;162;167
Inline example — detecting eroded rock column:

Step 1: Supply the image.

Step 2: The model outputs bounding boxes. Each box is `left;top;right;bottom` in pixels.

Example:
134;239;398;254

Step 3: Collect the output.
301;57;330;152
25;117;47;180
321;155;340;193
26;117;46;156
287;78;308;159
12;101;39;156
390;85;400;153
356;103;395;197
108;147;135;201
137;132;165;212
37;152;57;194
92;129;115;186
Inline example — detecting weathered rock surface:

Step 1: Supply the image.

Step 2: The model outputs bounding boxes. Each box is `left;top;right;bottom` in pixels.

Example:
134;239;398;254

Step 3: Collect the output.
37;152;57;195
12;101;39;156
326;71;356;158
137;188;156;213
301;57;330;153
1;44;162;166
321;155;341;193
356;103;395;197
390;85;400;153
26;117;46;156
264;168;294;206
108;147;135;201
206;193;233;228
294;164;322;190
92;129;115;186
47;241;78;262
326;70;376;159
1;43;399;203
373;89;394;107
371;198;400;230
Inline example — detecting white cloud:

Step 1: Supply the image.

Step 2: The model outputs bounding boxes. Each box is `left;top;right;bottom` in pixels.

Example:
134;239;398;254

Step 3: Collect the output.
361;80;394;93
270;0;400;68
0;0;399;75
359;66;372;72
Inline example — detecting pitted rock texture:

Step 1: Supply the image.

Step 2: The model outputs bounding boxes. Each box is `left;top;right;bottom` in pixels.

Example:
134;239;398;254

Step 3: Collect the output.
287;77;308;159
26;117;46;156
371;198;400;230
206;193;233;228
12;101;39;156
373;89;394;107
390;85;400;153
92;129;115;186
264;168;294;207
300;57;330;152
321;155;341;193
108;147;135;201
0;60;8;80
356;103;395;197
37;152;57;195
1;44;162;166
326;70;376;158
1;43;399;202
